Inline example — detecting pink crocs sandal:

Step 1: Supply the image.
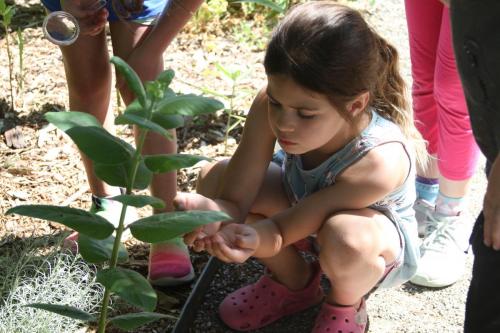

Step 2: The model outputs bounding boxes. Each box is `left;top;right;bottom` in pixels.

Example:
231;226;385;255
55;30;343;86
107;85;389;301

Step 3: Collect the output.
312;298;369;333
219;261;324;331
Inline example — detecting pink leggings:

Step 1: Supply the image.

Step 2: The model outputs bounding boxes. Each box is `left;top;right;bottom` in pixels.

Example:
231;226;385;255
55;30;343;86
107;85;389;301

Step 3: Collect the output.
405;0;479;180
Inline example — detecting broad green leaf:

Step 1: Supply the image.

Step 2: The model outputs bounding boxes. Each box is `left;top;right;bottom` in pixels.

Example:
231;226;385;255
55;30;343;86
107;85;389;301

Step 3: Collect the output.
123;99;145;116
78;234;129;264
157;69;175;87
6;205;114;239
109;195;165;209
124;98;183;129
96;268;157;312
154;95;224;116
66;126;133;164
144;154;210;173
109;312;174;331
130;210;230;243
26;303;95;322
115;113;173;140
0;0;6;13
94;159;153;190
152;114;184;130
111;56;147;107
45;111;101;130
46;111;133;164
230;0;285;13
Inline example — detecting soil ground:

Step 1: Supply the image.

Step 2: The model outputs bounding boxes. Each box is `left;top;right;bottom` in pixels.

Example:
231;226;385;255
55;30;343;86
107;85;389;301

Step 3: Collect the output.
0;0;486;332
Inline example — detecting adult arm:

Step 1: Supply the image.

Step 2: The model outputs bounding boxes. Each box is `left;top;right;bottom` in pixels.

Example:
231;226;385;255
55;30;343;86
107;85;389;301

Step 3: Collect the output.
133;0;204;57
483;153;500;250
115;0;204;87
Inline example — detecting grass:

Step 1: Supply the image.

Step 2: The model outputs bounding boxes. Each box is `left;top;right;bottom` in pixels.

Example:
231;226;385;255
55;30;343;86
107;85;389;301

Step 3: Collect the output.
0;235;103;333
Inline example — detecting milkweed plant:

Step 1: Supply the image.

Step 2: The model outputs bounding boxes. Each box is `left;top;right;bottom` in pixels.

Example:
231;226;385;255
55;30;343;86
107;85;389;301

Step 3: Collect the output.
6;56;230;332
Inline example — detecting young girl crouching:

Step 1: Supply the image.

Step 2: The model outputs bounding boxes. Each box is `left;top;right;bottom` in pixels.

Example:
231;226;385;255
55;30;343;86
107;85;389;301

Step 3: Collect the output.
175;2;424;332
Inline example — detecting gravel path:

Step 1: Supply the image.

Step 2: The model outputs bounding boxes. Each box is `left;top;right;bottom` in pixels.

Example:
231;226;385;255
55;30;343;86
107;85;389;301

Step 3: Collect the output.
186;1;488;332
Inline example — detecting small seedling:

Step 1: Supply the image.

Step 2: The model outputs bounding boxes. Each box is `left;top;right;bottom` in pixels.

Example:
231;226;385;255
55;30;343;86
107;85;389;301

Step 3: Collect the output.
213;62;247;154
0;0;16;109
16;27;24;108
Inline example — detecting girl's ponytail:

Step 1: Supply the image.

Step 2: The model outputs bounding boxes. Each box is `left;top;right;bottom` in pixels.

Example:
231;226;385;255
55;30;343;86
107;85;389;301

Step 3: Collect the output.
373;34;428;169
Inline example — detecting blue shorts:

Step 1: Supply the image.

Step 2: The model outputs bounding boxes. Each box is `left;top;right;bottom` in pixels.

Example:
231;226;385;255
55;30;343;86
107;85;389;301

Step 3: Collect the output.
41;0;168;24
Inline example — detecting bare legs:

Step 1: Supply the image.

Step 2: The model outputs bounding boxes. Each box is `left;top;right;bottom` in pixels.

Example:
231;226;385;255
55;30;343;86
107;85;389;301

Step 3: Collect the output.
194;161;401;306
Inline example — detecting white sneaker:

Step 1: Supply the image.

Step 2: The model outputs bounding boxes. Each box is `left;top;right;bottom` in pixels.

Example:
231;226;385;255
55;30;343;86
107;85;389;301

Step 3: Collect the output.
63;196;138;253
413;199;435;237
410;211;472;288
92;196;138;241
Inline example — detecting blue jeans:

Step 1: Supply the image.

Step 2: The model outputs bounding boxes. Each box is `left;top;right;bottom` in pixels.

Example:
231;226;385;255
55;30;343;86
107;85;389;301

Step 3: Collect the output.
41;0;168;23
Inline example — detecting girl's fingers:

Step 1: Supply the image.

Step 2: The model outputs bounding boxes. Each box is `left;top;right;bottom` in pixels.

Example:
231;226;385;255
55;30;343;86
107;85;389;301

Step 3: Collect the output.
217;240;247;263
173;192;187;211
204;237;216;256
78;9;107;35
211;239;233;263
192;239;205;252
235;233;258;250
192;235;208;252
184;227;202;246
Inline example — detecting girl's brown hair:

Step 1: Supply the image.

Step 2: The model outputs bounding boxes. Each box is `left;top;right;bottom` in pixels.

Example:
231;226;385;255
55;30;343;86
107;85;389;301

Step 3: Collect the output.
264;1;426;165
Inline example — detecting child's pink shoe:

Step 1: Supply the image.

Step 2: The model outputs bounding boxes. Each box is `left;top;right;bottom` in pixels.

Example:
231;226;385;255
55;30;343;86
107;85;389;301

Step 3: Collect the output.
148;238;194;286
219;261;324;331
312;298;368;333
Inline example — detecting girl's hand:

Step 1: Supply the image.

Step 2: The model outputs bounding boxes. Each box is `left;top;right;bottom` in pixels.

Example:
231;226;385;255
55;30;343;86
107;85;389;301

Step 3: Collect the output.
174;192;223;250
195;224;259;263
60;0;108;36
483;154;500;250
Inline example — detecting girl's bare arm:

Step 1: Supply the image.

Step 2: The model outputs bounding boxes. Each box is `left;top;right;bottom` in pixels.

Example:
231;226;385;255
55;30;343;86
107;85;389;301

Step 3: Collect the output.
251;142;411;257
183;89;277;223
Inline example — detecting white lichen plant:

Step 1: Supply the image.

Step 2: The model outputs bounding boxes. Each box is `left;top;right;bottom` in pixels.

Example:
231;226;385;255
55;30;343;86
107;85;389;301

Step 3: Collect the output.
6;56;229;333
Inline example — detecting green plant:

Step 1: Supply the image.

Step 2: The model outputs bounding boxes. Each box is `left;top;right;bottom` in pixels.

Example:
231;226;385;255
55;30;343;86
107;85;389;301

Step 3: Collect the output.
229;0;287;14
193;0;228;30
232;19;268;50
212;63;248;155
0;0;16;109
6;56;230;332
16;28;24;107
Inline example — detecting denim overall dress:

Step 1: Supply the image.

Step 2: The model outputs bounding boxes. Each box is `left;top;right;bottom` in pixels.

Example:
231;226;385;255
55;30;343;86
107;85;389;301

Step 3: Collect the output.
273;110;420;287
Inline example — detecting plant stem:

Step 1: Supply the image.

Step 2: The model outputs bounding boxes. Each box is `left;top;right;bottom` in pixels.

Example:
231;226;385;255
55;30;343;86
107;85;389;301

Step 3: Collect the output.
17;29;24;109
96;101;154;333
224;82;236;155
5;26;14;109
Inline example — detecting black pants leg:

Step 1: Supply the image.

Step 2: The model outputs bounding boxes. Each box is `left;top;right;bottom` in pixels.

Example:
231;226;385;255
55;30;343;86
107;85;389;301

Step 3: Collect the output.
450;2;500;330
464;213;500;333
